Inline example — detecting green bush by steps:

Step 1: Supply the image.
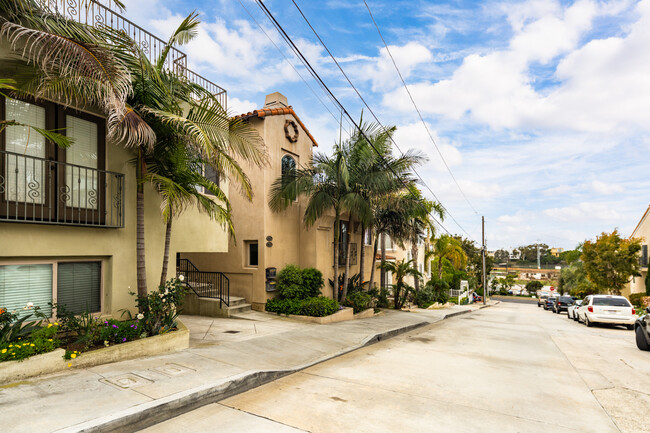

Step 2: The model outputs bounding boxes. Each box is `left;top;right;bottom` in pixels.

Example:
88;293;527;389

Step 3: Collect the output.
266;296;339;317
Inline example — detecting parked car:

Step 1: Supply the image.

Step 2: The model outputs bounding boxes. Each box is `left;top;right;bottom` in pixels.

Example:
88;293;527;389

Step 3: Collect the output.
544;297;557;310
567;299;582;320
537;294;549;308
635;307;650;351
553;296;574;314
576;295;636;329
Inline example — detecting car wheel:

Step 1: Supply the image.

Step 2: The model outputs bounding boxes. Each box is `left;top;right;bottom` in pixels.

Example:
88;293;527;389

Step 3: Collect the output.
586;316;593;327
537;303;541;308
573;313;579;321
636;327;650;351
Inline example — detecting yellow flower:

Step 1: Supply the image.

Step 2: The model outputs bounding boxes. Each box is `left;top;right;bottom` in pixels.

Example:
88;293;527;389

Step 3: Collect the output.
1;349;6;354
30;343;35;347
70;353;76;359
48;339;52;342
67;363;72;367
54;322;58;326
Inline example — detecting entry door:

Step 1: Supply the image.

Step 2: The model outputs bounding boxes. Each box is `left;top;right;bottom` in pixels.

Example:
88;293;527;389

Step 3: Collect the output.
0;97;56;220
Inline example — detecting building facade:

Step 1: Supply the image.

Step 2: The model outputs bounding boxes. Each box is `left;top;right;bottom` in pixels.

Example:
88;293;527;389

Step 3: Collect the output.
628;205;649;296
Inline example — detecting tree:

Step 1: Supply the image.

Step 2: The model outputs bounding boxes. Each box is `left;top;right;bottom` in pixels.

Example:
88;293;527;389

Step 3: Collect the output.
145;143;233;286
558;261;596;298
431;235;467;280
515;243;549;263
107;14;265;298
559;247;582;265
581;230;641;295
379;259;421;309
494;249;509;263
525;280;543;295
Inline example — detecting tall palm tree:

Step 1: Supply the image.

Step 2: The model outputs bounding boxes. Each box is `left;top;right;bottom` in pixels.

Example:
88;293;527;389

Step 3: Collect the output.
105;13;266;297
431;234;467;280
269;147;349;300
379;258;421;309
145;143;233;286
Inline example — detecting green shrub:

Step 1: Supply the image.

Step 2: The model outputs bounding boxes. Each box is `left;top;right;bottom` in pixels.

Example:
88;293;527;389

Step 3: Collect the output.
129;277;187;336
629;293;647;307
265;296;339;317
344;291;372;313
460;296;469;305
301;268;324;298
298;297;339;317
368;287;390;308
0;324;60;362
0;307;42;343
99;319;141;346
277;264;305;299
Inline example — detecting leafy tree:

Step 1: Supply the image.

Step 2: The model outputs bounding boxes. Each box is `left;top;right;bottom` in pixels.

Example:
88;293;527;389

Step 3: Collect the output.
515;243;549;263
494;249;509;263
559;248;582;265
431;235;467;280
525;280;543;295
581;230;641;295
558;261;596;298
379;259;421;309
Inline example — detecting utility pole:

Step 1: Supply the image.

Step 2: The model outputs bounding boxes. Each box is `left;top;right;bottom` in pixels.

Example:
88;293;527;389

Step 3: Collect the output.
537;243;541;270
482;216;486;305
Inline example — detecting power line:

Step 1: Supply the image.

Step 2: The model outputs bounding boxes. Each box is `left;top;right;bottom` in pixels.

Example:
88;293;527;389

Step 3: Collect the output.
236;0;354;132
286;0;476;242
362;0;480;217
254;0;454;236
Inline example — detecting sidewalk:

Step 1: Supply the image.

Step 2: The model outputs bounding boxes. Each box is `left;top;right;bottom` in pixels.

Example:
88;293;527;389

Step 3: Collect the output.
1;302;495;433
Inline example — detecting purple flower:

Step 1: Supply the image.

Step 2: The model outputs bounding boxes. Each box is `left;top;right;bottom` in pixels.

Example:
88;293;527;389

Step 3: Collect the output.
134;326;137;329
104;321;108;325
112;324;118;328
122;338;126;342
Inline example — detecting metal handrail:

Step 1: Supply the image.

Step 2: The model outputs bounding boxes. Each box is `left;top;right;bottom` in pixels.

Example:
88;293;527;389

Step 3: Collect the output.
0;149;124;227
37;0;227;108
177;258;230;307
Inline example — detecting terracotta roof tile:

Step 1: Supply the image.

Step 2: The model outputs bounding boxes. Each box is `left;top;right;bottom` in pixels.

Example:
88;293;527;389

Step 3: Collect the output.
236;106;318;147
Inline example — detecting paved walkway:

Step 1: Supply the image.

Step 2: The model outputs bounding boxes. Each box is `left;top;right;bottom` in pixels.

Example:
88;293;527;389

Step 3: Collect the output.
0;303;494;433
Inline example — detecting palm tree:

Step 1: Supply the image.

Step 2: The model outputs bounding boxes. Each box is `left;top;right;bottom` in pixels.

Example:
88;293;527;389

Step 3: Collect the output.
269;147;349;300
431;234;467;280
105;13;266;297
380;258;421;309
144;143;233;286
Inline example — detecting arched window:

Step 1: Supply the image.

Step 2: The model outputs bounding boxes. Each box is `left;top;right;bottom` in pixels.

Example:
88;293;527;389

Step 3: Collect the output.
281;155;296;200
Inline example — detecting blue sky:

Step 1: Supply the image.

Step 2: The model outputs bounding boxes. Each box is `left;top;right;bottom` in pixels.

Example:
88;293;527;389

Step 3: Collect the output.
122;0;650;251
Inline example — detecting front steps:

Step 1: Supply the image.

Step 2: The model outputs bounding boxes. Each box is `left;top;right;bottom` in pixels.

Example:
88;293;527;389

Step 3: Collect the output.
181;293;251;318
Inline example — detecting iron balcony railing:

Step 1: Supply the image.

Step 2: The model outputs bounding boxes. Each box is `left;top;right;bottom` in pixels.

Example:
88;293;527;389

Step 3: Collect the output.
337;242;358;266
177;257;230;308
0;150;124;227
38;0;227;108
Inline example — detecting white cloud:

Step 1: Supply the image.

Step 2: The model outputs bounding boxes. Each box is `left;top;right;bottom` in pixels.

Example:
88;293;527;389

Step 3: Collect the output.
393;122;462;172
358;42;433;92
591;180;624;195
228;97;258;115
544;202;622;222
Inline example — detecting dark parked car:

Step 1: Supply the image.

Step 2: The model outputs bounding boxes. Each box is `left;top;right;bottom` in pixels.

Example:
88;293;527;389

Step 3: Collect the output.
553;296;574;314
635;307;650;351
544;297;557;310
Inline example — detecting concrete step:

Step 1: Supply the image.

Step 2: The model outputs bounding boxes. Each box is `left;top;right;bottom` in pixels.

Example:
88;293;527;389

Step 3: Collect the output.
228;296;247;307
226;303;252;315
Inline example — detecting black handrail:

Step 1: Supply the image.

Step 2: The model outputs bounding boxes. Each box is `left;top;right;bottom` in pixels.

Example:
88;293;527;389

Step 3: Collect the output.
176;257;229;308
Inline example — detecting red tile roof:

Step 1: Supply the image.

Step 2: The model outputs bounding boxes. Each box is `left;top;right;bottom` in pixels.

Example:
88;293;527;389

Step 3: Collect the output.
237;106;318;147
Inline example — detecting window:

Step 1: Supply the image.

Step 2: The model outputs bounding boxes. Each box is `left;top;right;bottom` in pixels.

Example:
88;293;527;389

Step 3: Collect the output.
246;241;259;267
281;155;296;201
643;245;648;266
0;261;101;318
57;262;101;314
364;228;372;246
200;164;219;196
0;264;53;319
1;97;106;223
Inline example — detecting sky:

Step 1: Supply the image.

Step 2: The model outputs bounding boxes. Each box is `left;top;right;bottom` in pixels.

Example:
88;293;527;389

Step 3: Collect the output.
119;0;650;251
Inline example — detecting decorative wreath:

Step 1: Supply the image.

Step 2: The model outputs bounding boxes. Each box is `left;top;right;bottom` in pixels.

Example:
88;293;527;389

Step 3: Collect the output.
284;119;299;143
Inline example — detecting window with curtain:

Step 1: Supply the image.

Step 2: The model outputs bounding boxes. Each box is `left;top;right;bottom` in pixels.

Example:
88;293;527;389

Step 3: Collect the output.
0;264;53;319
65;115;98;209
4;99;46;204
57;262;101;314
281;155;296;201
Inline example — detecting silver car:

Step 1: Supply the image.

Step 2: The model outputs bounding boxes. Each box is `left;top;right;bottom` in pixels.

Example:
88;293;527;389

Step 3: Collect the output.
567;299;582;320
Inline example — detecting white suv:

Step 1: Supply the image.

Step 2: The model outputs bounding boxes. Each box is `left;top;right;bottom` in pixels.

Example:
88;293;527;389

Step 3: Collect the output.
577;295;636;329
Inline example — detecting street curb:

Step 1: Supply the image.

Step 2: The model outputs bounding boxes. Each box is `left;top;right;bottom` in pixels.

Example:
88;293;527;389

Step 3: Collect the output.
56;308;480;433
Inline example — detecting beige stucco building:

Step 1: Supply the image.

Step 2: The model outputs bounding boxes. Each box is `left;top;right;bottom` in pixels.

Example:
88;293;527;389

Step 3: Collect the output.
0;7;230;318
628;205;649;296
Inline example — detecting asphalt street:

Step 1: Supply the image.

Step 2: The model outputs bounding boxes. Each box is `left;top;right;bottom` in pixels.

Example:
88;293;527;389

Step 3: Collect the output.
143;303;650;432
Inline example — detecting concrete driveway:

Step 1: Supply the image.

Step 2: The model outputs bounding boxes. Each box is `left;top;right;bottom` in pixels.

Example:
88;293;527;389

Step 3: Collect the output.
146;302;650;432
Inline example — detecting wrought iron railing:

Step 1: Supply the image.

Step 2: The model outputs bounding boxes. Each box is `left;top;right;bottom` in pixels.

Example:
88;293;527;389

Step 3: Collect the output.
37;0;227;108
177;257;230;308
0;150;124;227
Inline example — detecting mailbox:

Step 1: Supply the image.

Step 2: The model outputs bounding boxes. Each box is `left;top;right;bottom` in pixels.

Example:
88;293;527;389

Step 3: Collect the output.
266;281;277;292
265;267;277;280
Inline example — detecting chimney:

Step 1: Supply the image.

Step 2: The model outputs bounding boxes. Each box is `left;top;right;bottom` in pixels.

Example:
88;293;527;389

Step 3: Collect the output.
264;92;289;108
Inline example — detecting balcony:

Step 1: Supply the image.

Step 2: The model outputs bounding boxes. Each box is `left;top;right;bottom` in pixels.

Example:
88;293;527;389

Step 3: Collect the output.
37;0;227;108
0;150;124;227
